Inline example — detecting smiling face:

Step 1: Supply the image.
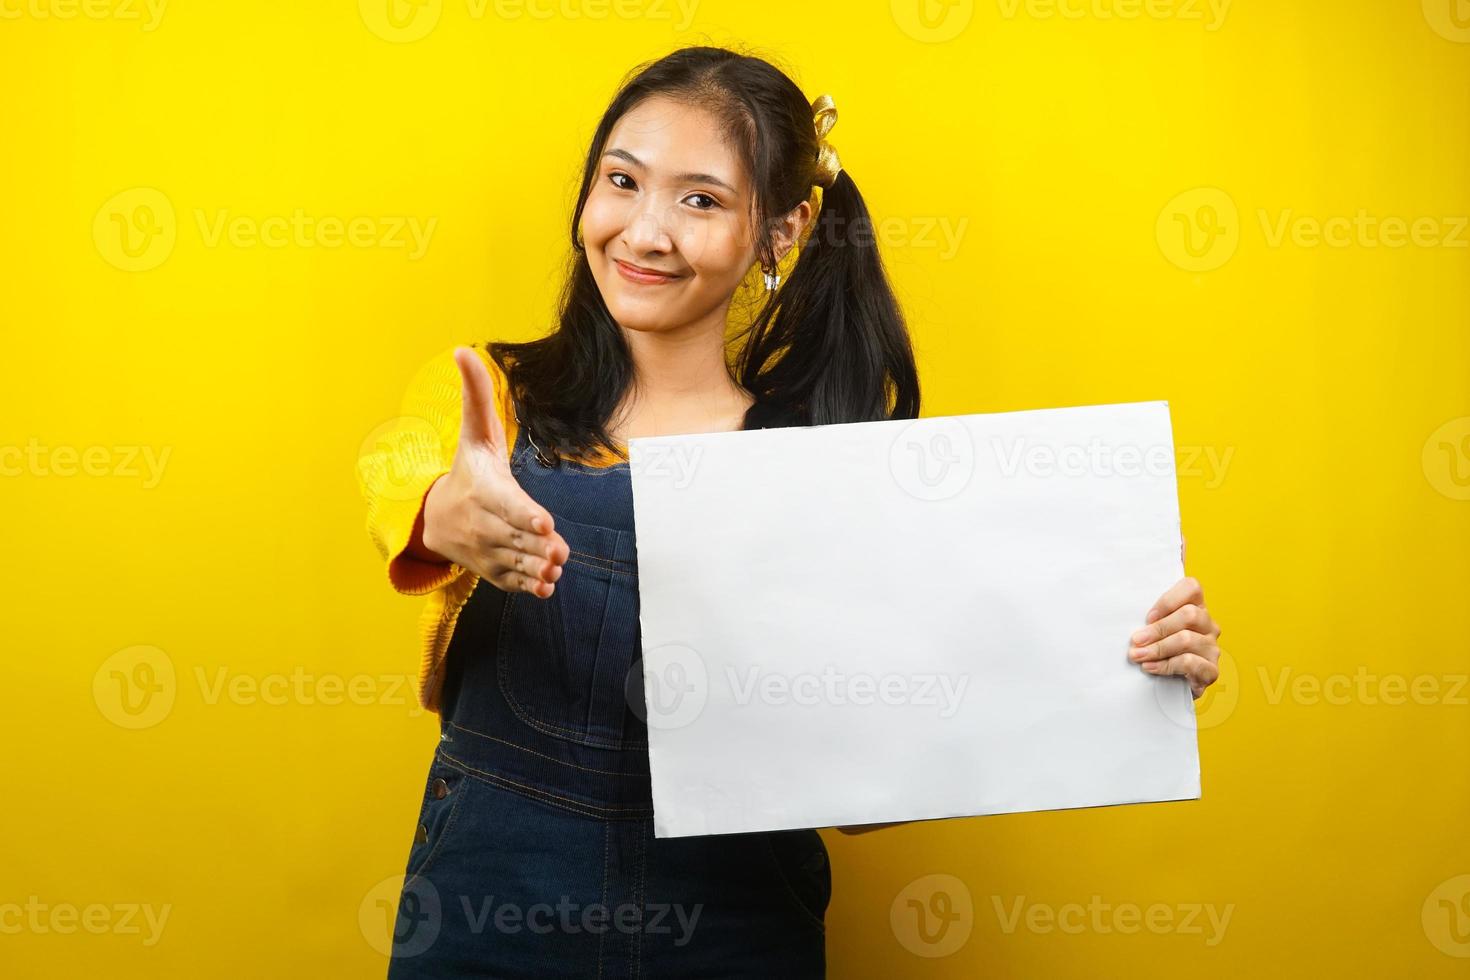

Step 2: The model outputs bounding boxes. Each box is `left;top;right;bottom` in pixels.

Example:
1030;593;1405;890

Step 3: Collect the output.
581;95;781;336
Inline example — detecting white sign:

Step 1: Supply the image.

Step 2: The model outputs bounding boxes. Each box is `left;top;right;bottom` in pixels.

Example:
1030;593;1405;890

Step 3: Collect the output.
629;400;1199;838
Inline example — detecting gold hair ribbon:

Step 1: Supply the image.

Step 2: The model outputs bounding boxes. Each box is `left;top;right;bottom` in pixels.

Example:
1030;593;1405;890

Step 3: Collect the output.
811;94;841;189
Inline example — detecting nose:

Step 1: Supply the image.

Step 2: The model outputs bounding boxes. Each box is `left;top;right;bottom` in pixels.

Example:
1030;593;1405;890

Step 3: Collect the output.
621;195;676;257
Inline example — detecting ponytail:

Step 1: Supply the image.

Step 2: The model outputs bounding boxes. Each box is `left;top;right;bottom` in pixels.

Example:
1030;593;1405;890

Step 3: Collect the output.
738;169;921;427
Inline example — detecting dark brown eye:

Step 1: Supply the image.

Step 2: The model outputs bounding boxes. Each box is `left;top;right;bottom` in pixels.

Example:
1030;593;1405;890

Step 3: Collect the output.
686;193;718;211
609;172;634;190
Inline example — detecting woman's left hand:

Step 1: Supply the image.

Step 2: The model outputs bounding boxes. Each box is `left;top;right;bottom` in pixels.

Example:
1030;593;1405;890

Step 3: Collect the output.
1128;570;1224;700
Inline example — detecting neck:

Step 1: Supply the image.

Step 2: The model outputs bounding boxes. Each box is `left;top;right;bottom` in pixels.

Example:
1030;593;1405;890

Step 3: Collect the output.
609;308;754;443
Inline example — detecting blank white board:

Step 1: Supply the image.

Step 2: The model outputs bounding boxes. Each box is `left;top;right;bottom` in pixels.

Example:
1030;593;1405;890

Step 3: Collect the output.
629;400;1199;838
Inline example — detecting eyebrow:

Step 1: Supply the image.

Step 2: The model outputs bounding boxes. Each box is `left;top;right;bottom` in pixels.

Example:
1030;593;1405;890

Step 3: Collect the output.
601;148;737;195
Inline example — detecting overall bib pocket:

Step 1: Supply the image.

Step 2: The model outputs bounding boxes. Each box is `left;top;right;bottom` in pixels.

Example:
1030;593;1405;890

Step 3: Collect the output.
496;514;646;750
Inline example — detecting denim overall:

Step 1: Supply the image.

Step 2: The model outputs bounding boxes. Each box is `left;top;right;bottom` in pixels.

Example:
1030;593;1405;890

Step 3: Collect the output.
387;408;831;979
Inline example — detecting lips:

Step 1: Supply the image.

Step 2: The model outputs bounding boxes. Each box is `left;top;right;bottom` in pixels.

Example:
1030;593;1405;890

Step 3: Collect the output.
614;259;682;284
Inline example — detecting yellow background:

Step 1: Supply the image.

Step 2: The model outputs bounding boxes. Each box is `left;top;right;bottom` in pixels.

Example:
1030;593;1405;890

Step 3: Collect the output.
3;0;1468;975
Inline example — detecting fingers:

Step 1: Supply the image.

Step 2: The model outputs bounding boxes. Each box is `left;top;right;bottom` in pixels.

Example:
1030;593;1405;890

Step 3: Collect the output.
1130;602;1219;653
1129;628;1216;664
1143;652;1219;699
1135;575;1223;698
1145;575;1204;624
454;345;508;455
489;483;561;538
490;567;558;599
486;544;564;586
472;510;568;597
488;493;567;564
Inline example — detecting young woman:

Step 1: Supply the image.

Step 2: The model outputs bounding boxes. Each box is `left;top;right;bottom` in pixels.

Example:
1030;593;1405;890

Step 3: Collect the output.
361;44;1224;979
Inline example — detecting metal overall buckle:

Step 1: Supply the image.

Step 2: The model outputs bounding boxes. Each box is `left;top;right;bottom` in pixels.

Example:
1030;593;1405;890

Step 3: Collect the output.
512;404;556;467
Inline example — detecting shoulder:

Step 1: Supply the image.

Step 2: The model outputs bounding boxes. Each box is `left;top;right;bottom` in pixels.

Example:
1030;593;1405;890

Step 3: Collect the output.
408;340;511;402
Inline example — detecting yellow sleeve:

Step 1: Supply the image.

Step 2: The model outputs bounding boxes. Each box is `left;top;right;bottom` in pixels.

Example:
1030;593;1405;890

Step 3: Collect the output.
356;343;517;595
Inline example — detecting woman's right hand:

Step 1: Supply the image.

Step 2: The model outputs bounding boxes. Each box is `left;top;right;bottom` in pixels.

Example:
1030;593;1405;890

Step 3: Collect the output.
420;347;568;598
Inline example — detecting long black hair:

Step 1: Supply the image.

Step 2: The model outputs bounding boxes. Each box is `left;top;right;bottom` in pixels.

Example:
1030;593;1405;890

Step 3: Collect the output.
486;44;921;463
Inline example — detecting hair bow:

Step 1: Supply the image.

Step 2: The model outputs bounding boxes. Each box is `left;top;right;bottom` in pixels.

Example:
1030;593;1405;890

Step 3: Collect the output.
811;94;841;189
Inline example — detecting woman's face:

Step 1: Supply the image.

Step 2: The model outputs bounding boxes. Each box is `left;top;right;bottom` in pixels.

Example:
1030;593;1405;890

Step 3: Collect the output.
581;95;770;335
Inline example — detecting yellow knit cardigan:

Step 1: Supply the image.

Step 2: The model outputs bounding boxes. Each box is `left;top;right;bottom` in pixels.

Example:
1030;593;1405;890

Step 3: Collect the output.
355;343;522;714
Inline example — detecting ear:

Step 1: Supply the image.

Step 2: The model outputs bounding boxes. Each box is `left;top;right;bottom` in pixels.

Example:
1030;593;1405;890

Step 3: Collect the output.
771;199;814;264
